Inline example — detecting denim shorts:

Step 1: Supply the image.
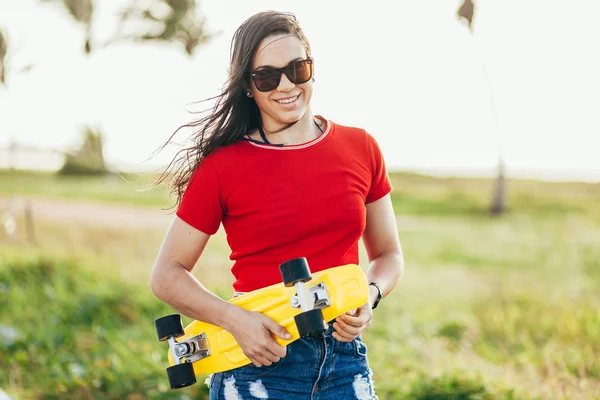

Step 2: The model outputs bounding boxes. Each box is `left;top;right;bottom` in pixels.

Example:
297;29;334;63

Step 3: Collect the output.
207;324;377;399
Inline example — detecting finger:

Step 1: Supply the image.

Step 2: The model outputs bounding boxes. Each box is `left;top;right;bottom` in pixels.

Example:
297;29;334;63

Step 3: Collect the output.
338;314;365;328
263;317;292;341
250;355;265;367
332;330;354;342
252;347;282;365
263;340;286;359
269;342;287;358
254;355;273;367
333;321;361;340
266;351;282;363
335;318;362;335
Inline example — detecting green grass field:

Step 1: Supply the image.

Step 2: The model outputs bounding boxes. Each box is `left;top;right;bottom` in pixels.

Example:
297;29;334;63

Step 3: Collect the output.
1;170;599;399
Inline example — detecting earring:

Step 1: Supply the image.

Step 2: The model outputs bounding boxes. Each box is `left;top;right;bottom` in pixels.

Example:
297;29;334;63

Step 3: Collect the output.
246;92;252;97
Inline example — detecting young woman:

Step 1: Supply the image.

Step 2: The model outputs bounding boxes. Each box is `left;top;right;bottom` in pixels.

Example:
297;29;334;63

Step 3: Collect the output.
151;10;404;399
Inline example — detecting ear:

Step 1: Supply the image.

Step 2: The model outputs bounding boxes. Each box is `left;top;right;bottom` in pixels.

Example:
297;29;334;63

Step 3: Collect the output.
243;81;253;98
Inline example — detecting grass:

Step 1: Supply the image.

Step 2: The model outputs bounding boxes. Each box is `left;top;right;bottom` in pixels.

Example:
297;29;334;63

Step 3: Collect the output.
1;169;599;399
2;169;599;222
0;252;208;399
0;170;170;208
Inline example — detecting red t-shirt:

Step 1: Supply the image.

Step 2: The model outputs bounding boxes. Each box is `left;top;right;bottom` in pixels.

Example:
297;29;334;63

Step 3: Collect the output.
176;117;392;292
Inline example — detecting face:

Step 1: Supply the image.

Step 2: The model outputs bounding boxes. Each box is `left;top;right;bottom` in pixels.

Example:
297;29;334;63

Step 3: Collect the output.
249;33;313;128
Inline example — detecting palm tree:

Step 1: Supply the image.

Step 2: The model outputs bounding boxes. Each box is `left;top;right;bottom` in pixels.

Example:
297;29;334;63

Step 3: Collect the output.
41;0;94;53
42;0;213;174
45;0;213;56
457;0;506;215
112;0;213;56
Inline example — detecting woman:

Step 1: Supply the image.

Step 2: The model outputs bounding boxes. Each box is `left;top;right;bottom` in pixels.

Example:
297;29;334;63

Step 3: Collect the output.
151;10;404;399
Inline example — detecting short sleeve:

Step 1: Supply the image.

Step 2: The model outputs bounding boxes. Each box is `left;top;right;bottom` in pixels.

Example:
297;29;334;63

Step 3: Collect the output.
175;157;224;235
365;132;393;204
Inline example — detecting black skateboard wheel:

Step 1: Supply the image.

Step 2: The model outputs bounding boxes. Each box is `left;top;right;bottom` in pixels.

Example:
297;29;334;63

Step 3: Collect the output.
155;314;185;341
279;257;312;287
166;362;196;389
295;308;327;337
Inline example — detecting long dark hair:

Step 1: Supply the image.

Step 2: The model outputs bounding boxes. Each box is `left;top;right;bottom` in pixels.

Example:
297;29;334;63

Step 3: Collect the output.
154;11;312;209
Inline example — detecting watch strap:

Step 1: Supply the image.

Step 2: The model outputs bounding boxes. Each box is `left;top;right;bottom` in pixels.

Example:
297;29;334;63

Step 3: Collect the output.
369;282;383;309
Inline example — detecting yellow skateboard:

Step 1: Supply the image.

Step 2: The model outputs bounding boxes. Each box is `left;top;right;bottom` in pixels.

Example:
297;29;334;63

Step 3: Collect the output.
154;258;369;389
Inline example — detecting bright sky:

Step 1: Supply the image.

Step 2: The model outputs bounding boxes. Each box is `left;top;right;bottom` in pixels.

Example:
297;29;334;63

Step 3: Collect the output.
1;0;599;181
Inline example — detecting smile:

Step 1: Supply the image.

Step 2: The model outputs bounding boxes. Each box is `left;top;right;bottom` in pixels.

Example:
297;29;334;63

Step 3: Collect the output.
275;94;300;104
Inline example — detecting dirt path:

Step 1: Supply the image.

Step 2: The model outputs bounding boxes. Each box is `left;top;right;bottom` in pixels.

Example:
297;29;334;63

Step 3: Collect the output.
1;195;173;229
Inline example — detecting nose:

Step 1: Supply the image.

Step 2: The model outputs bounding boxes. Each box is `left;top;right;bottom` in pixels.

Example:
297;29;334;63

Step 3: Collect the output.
277;72;295;92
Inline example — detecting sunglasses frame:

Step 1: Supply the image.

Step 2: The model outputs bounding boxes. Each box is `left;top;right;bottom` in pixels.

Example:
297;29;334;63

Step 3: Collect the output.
250;57;314;92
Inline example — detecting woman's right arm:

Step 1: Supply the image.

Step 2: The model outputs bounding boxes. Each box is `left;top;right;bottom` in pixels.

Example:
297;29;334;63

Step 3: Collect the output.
150;216;291;367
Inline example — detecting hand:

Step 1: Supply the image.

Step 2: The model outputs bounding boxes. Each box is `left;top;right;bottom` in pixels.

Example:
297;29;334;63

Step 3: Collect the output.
332;302;373;342
227;308;292;367
332;283;381;342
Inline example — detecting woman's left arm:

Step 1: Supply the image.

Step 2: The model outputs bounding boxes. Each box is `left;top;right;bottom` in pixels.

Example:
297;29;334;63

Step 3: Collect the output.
332;194;404;342
362;193;404;303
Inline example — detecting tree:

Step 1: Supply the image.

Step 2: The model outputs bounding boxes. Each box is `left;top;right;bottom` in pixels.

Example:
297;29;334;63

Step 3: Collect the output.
63;0;94;54
0;27;35;86
43;0;213;56
114;0;213;56
39;0;93;53
0;29;6;85
38;0;213;174
457;0;506;215
457;0;474;30
58;126;108;175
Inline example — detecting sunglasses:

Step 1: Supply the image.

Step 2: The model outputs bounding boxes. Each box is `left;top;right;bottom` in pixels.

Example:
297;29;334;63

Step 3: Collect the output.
250;58;314;92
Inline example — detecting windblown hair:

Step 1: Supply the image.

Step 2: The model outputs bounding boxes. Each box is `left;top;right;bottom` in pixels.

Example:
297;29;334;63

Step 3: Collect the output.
155;11;312;209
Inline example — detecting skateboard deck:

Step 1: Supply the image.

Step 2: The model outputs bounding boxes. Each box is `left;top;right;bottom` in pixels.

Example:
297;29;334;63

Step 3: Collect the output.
166;263;368;376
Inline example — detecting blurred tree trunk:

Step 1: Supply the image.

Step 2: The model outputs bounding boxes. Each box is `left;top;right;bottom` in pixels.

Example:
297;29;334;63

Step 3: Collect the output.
457;0;506;215
0;28;35;86
63;0;94;53
0;29;7;85
490;160;505;215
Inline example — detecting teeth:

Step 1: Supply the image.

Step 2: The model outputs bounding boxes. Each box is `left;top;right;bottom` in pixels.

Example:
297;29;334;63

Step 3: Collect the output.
276;95;298;104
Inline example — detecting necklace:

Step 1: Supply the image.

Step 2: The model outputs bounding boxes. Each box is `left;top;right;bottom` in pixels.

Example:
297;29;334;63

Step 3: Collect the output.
258;119;323;145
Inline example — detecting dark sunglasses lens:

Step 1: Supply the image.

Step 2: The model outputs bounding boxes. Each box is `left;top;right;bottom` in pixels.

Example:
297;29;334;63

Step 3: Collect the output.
252;59;313;91
287;60;312;84
253;69;280;92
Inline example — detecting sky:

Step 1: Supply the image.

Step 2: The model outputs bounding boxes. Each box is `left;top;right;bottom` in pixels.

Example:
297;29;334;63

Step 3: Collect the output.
0;0;599;181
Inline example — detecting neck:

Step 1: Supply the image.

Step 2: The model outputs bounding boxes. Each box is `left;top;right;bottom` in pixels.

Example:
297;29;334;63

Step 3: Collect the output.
256;112;321;146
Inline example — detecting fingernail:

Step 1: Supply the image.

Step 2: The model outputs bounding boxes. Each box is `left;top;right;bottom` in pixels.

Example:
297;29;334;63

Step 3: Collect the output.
285;333;292;339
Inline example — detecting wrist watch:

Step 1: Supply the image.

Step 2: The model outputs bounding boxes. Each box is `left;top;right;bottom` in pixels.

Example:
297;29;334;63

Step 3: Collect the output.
369;282;383;309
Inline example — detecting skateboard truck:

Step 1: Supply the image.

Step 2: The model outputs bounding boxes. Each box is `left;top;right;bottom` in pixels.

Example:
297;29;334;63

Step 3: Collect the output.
171;333;211;363
155;314;199;389
280;258;329;337
290;282;330;310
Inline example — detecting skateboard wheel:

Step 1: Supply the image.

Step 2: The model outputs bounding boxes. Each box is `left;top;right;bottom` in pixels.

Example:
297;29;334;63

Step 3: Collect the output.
155;314;185;341
295;308;327;337
166;362;196;389
279;257;312;287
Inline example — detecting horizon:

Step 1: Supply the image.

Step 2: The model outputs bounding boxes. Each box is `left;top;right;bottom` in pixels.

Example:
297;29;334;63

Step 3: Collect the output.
1;147;599;184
